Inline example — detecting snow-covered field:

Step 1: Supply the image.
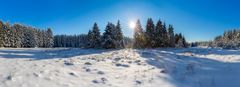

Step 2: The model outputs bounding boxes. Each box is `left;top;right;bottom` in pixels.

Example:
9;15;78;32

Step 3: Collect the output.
0;48;240;87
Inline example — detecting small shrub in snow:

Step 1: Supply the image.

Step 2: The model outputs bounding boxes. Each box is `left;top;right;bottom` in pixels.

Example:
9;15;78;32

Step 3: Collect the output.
92;80;99;84
113;58;121;62
64;60;74;66
135;60;141;63
84;62;92;65
115;63;130;67
69;72;76;76
86;68;91;72
160;69;168;73
97;71;105;75
6;75;13;80
101;77;108;84
135;80;142;85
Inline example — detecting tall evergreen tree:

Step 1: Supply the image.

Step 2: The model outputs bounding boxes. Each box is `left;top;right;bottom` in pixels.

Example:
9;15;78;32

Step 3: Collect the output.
145;18;155;48
168;25;175;47
0;21;4;47
46;28;54;48
155;20;163;47
88;23;101;48
134;19;146;48
102;23;116;49
115;20;124;48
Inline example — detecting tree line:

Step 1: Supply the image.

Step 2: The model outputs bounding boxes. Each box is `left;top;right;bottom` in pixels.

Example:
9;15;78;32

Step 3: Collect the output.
191;29;240;49
0;20;53;48
0;18;188;49
54;18;188;49
133;18;187;48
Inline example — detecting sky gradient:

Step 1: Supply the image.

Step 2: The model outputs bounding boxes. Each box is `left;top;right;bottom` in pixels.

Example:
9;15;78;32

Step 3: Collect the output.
0;0;240;42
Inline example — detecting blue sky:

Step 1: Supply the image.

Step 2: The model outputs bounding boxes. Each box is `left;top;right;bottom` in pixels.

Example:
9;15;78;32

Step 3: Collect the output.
0;0;239;42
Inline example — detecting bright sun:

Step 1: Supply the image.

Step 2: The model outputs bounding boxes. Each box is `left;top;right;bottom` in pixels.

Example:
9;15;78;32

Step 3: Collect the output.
129;21;136;29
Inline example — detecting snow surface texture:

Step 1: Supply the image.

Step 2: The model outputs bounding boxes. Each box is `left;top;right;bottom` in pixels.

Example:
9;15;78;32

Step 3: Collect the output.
0;48;240;87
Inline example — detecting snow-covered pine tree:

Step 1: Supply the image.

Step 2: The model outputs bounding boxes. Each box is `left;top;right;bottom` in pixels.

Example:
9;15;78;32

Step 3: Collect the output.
0;21;4;47
145;18;155;48
3;22;11;47
91;23;101;48
87;30;94;48
175;33;187;48
23;27;37;48
102;23;116;49
115;20;124;48
13;24;23;47
168;25;175;47
134;19;146;48
46;28;54;48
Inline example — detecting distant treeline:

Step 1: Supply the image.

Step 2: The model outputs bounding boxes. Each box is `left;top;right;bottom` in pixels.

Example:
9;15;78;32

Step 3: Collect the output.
0;18;188;49
191;29;240;49
54;21;129;49
0;20;53;48
54;18;188;49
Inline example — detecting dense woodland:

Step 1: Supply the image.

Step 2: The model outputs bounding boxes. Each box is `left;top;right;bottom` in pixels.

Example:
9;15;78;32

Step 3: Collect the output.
191;29;240;49
0;21;53;48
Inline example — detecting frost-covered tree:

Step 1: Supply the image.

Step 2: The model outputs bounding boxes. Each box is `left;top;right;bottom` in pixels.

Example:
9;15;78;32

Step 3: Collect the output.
210;29;240;49
134;19;146;48
175;33;187;48
87;23;101;48
114;20;124;48
46;28;54;48
0;20;53;48
0;21;4;47
102;23;116;49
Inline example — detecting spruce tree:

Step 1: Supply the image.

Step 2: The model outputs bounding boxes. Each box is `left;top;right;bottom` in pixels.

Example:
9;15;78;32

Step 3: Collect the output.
87;30;94;48
145;18;155;48
102;23;116;49
0;21;4;47
92;23;101;48
162;22;168;47
115;20;124;48
155;20;163;47
134;19;146;48
168;25;175;47
46;28;54;48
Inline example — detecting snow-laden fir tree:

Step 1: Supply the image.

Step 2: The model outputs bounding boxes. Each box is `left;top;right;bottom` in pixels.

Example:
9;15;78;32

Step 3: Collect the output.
175;33;187;48
134;19;146;48
114;20;124;48
0;21;4;47
45;28;54;48
102;23;116;49
87;23;101;48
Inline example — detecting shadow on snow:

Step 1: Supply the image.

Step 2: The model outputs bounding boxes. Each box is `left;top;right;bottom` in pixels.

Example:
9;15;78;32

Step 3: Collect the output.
0;48;118;60
136;48;240;87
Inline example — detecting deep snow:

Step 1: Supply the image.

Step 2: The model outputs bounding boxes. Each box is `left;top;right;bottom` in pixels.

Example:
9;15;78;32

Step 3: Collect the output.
0;48;240;87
